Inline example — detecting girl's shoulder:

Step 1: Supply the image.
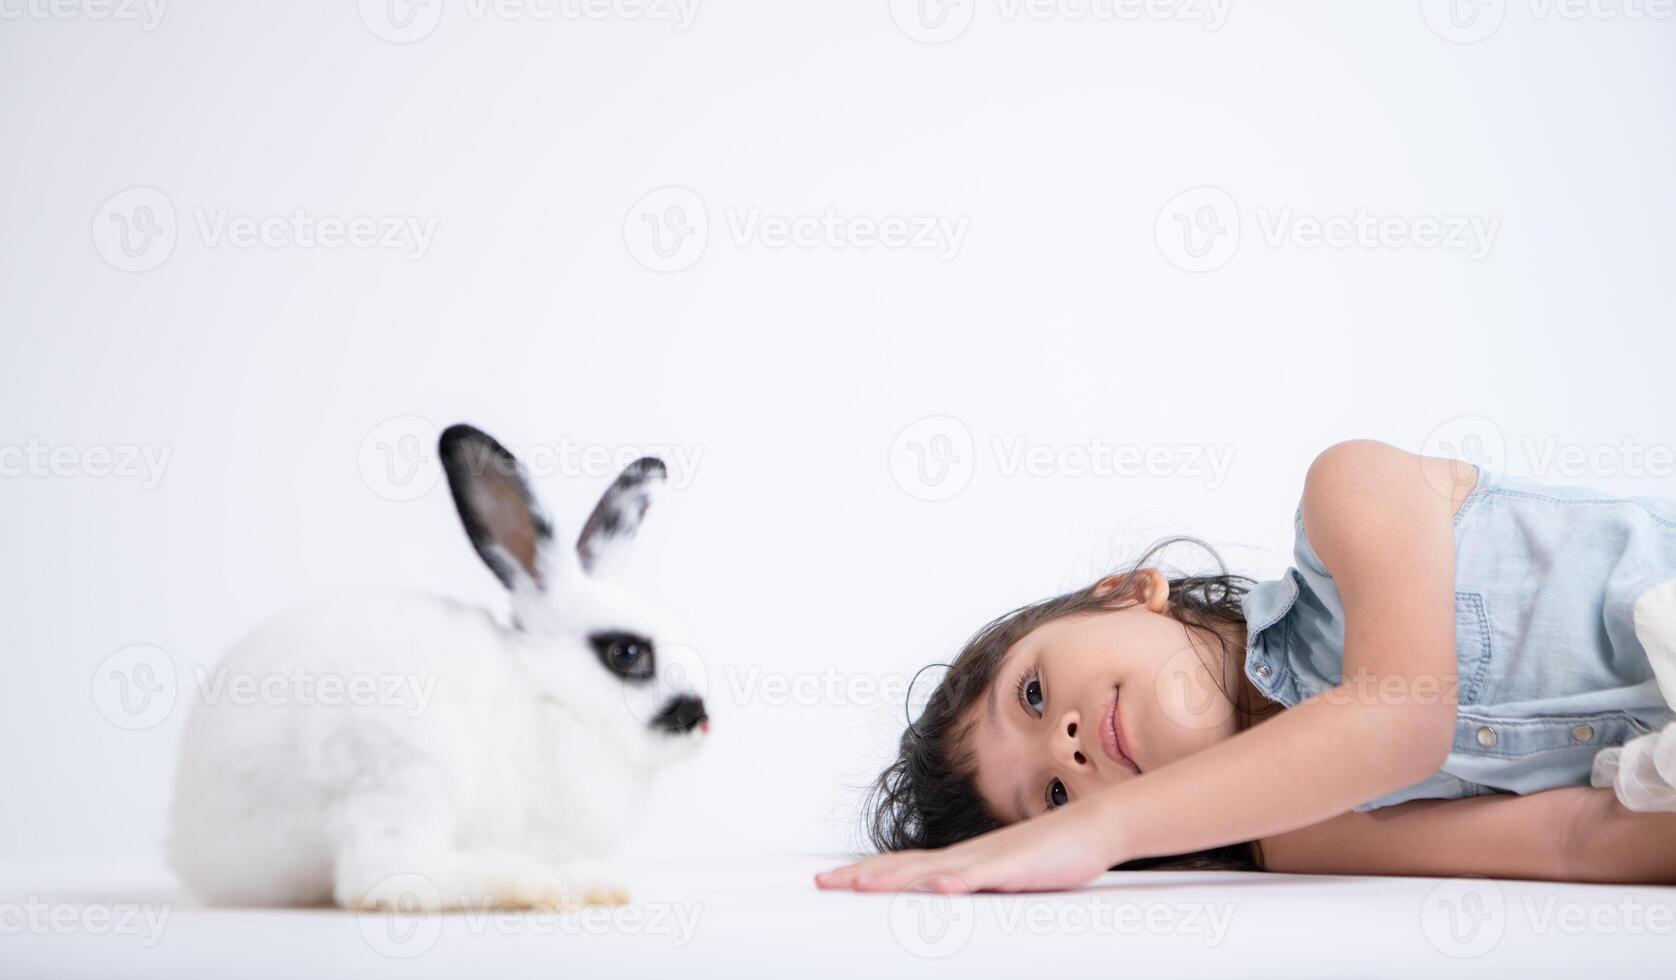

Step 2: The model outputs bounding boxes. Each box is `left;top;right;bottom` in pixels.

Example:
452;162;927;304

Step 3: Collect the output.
1286;440;1484;580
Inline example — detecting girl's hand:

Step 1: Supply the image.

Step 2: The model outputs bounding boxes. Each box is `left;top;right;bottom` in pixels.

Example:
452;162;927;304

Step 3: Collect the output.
814;799;1120;894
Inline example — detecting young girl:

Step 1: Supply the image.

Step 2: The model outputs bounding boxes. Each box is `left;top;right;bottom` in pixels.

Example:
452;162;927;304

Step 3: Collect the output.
816;440;1676;891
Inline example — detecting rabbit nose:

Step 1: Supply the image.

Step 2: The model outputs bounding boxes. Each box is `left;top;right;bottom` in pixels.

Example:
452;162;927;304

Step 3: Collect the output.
650;695;708;734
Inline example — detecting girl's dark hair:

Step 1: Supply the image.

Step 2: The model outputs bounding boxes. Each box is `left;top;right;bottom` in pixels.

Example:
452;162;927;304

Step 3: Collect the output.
863;535;1279;872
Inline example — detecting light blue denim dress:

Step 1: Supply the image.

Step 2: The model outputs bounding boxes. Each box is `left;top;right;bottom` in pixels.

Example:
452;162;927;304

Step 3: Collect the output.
1240;463;1676;811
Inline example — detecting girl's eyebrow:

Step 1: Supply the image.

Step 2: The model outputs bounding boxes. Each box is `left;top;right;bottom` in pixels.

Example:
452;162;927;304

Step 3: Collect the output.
985;645;1027;722
982;645;1037;822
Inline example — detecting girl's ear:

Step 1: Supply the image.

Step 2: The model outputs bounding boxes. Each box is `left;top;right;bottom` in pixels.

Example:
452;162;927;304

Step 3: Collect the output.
439;424;574;594
1095;568;1170;611
576;456;667;581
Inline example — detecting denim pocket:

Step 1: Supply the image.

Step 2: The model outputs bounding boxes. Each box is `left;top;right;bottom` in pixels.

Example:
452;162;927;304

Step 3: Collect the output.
1454;590;1495;706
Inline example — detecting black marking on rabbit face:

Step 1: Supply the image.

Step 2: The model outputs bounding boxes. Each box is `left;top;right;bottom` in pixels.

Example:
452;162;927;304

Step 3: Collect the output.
589;630;656;682
649;694;708;734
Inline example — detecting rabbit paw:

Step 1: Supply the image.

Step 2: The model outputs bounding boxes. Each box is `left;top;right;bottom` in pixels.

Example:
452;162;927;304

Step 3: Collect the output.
337;852;630;911
482;862;630;910
348;871;448;913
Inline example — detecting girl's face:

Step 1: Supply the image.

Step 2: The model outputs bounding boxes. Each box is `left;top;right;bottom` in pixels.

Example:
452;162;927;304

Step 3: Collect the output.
962;570;1247;824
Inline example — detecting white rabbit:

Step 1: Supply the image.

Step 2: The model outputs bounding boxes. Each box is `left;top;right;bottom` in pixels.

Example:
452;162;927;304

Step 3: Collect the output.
165;424;707;910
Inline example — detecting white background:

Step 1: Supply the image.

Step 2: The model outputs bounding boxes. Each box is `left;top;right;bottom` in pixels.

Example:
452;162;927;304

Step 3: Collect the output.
1;0;1673;883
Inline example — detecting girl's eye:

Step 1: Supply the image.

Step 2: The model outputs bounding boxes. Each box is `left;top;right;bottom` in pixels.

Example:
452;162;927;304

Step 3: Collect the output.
1025;678;1044;713
1047;778;1068;810
1017;671;1045;716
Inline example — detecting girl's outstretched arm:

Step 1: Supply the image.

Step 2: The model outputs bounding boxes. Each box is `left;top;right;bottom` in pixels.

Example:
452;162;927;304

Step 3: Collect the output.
820;440;1470;893
1264;785;1676;883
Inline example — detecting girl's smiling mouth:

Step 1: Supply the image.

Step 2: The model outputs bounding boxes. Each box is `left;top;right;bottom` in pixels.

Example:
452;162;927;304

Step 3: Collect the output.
1099;688;1140;773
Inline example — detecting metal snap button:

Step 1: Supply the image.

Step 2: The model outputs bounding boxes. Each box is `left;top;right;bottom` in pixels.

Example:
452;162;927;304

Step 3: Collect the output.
1254;663;1272;679
1475;726;1497;748
1571;724;1594;742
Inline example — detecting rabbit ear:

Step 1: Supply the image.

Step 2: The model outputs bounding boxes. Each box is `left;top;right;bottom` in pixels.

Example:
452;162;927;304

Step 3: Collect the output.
439;424;564;592
577;456;667;579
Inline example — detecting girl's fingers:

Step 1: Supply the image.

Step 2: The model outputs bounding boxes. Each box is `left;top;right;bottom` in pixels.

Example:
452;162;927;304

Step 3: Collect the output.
927;872;974;894
814;851;922;889
852;857;964;893
814;847;989;893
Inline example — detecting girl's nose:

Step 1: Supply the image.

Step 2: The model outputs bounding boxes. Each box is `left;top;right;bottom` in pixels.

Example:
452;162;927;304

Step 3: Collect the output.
1057;711;1090;768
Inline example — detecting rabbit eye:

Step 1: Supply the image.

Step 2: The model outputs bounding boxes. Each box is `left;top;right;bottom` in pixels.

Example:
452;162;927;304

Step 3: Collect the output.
589;631;655;681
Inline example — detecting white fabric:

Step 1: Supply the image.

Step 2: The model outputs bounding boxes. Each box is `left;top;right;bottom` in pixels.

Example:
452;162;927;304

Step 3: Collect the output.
1591;578;1676;810
2;855;1672;978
